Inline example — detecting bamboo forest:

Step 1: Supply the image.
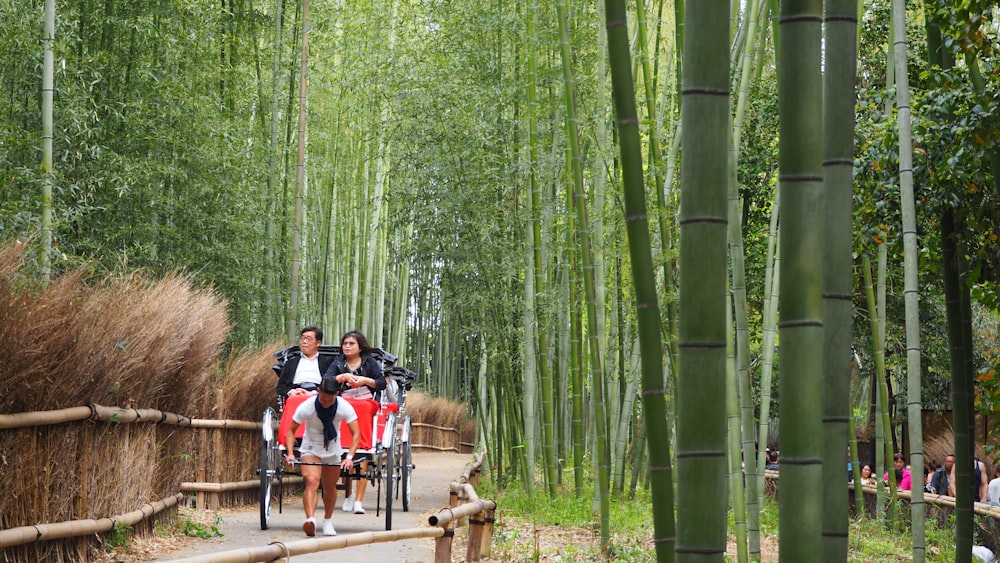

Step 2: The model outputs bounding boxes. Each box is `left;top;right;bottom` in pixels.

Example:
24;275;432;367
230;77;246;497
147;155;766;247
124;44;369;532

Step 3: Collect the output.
3;0;1000;561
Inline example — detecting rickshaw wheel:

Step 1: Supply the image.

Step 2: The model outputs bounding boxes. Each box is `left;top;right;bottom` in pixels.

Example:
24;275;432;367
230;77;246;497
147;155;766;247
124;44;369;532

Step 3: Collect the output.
259;407;276;530
401;418;412;512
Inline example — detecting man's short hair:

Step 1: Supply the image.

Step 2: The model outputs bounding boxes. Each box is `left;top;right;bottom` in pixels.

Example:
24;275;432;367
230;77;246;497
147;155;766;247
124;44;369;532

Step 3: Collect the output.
319;376;341;394
301;326;323;342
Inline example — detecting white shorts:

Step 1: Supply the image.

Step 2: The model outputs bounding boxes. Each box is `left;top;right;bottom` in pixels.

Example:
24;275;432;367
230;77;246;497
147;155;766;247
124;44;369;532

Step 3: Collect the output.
298;444;343;465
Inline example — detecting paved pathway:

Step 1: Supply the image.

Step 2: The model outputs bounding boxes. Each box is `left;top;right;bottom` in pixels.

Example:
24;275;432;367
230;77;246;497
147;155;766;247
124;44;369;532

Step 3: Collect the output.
155;451;476;563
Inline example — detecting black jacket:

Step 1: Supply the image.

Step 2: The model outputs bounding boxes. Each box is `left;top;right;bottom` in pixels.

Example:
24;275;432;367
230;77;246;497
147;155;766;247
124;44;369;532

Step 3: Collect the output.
275;353;337;397
929;466;950;495
323;354;387;398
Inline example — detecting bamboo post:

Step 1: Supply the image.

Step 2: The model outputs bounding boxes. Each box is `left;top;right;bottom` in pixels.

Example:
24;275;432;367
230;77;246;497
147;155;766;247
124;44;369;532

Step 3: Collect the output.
197;428;209;509
216;390;226;500
209;389;225;510
459;491;469;528
481;507;495;557
434;520;455;563
78;428;92;519
466;512;484;561
429;499;497;562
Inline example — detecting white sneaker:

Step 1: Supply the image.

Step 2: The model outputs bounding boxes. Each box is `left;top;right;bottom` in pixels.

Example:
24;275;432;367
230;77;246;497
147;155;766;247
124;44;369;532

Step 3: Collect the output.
302;517;316;537
353;501;365;514
342;494;355;512
322;518;336;536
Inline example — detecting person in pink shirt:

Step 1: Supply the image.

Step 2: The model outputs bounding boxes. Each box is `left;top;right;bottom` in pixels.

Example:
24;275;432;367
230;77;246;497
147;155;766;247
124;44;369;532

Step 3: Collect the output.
884;453;912;490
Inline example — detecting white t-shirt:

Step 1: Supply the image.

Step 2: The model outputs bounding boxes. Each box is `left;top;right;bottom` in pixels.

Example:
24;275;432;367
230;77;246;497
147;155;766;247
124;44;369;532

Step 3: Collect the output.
292;397;358;461
292;353;323;387
988;477;1000;506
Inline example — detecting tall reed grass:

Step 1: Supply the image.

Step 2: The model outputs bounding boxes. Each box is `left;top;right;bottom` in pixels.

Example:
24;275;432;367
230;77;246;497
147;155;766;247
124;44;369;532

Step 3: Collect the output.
407;391;477;451
0;242;276;562
0;241;475;561
0;244;228;414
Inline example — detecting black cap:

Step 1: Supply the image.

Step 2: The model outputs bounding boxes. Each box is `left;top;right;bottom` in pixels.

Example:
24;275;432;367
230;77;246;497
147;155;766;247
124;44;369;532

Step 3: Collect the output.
319;376;341;394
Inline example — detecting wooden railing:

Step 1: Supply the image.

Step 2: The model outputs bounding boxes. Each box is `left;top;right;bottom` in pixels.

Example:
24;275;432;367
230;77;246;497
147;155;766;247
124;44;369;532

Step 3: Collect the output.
0;403;474;561
160;453;495;563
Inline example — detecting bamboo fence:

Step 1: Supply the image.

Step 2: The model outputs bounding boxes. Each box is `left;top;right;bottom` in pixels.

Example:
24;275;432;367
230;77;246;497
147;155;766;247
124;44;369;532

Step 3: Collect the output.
0;401;469;562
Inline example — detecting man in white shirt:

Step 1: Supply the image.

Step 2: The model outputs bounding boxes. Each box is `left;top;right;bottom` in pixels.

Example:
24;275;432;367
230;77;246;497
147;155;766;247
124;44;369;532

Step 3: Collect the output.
988;466;1000;506
285;376;360;536
275;326;336;398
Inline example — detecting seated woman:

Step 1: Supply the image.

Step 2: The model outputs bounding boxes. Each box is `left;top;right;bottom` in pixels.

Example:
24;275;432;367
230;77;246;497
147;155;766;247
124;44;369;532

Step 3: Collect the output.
325;330;387;514
883;453;912;491
859;464;878;487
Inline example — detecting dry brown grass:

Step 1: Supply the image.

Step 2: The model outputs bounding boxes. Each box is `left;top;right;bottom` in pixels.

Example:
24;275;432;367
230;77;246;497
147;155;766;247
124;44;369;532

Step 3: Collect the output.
407;391;468;429
200;340;286;492
406;391;477;452
924;428;991;476
0;240;480;560
0;245;229;415
216;339;283;421
0;242;242;562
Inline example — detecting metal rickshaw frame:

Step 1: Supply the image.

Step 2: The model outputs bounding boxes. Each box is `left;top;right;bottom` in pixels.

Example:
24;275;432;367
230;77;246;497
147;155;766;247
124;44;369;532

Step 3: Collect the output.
257;345;415;531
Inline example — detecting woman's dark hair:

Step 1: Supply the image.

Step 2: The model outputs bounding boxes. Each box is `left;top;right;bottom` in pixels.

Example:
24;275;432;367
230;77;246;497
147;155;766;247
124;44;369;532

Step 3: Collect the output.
341;330;373;355
893;453;905;463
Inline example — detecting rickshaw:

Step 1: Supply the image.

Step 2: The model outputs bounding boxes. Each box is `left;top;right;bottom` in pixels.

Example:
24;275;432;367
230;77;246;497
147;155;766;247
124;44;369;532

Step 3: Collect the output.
257;345;416;531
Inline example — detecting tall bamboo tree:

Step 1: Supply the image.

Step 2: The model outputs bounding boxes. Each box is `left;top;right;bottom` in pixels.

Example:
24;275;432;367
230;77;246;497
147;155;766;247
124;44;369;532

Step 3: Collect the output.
864;249;897;523
526;0;555;496
943;207;975;563
288;0;310;339
725;292;749;563
40;0;55;282
604;0;675;559
555;0;609;547
920;5;972;554
265;0;288;335
778;0;825;559
821;0;858;557
756;190;780;505
522;156;539;495
890;0;925;556
676;0;730;560
727;0;767;554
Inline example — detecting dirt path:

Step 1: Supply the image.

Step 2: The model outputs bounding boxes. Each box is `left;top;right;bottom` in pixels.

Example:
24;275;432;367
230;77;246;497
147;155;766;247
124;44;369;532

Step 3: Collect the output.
151;451;476;563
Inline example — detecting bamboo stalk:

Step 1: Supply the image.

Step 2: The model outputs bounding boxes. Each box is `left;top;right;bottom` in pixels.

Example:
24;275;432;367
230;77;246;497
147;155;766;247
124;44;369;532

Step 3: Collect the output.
0;493;183;548
411;422;461;434
188;419;260;430
160;527;445;563
411;444;461;452
768;472;1000;517
90;405;170;423
0;404;259;430
459;452;485;483
179;477;303;493
427;499;498;527
0;406;92;429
